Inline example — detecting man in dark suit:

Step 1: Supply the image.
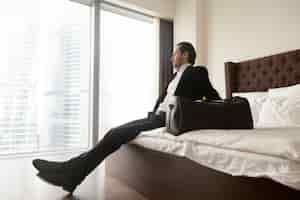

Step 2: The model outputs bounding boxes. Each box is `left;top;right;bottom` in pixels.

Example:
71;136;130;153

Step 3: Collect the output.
32;42;221;193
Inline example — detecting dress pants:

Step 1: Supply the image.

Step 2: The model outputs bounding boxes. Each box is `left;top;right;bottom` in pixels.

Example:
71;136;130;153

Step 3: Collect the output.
78;112;165;176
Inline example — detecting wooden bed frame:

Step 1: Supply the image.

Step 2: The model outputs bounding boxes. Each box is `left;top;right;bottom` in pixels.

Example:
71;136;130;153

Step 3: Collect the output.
106;49;300;200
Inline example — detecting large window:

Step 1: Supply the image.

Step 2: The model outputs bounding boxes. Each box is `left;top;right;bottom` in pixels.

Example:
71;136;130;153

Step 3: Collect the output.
0;0;90;154
0;0;158;155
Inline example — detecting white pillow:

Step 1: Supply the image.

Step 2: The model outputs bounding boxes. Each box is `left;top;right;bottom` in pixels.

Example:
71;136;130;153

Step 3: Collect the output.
257;84;300;128
233;92;268;127
286;84;300;125
268;86;290;98
256;96;289;128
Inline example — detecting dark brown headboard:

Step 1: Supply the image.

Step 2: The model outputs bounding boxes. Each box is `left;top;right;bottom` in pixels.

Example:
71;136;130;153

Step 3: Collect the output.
225;49;300;98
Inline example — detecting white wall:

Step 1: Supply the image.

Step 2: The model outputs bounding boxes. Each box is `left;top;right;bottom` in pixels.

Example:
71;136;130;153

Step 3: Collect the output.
174;0;207;65
206;0;300;98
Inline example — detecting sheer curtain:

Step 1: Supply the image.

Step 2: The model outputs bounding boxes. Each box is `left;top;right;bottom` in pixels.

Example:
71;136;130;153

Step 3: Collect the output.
99;9;159;136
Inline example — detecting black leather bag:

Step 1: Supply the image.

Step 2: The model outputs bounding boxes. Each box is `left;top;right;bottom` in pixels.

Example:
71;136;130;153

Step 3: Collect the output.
166;96;253;136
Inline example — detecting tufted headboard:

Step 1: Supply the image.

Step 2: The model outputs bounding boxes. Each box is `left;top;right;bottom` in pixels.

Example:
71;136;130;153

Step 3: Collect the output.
225;49;300;98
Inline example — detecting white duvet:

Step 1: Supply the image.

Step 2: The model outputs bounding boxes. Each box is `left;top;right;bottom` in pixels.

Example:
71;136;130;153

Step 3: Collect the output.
130;127;300;190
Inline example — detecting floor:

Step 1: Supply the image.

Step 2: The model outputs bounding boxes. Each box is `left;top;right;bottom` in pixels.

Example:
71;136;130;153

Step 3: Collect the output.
0;152;147;200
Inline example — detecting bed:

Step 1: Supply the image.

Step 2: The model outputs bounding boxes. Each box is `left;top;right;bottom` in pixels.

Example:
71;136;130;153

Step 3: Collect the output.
106;49;300;200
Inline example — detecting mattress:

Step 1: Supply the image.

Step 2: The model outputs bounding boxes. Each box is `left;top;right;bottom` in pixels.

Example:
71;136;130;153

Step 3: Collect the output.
130;127;300;190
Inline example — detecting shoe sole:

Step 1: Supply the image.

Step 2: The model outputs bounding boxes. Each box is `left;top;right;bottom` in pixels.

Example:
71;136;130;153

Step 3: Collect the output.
37;173;57;185
36;173;76;194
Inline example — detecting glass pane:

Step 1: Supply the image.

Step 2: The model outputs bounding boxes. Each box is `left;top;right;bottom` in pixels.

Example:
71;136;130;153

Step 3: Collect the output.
0;0;90;154
99;10;158;135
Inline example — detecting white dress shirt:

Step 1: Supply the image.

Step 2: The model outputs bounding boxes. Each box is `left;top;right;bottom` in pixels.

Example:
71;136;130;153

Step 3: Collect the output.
155;63;190;115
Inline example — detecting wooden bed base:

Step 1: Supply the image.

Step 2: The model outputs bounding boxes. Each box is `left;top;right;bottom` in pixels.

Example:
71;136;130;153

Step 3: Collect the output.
106;144;300;200
106;49;300;199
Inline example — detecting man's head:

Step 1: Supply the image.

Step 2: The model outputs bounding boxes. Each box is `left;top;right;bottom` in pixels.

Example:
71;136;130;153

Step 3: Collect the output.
170;41;196;69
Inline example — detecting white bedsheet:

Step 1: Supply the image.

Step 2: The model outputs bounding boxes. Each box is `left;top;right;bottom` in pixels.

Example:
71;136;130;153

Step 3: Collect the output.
130;127;300;190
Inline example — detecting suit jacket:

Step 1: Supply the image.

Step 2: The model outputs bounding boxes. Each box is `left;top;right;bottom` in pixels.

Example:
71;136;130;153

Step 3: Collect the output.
152;65;221;113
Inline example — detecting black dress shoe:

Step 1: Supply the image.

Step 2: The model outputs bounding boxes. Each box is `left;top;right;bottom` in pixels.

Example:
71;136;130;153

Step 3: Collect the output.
37;170;85;194
33;159;65;173
32;152;88;173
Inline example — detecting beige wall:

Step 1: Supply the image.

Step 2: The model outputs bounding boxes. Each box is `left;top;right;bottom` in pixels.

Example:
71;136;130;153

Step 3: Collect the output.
174;0;300;98
206;0;300;98
174;0;197;48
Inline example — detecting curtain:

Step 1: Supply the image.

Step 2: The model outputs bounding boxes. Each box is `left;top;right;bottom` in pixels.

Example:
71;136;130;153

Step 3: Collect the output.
159;19;174;96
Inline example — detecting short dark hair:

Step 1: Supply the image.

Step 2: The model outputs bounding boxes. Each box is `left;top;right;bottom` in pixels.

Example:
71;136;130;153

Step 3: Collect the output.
176;42;196;65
